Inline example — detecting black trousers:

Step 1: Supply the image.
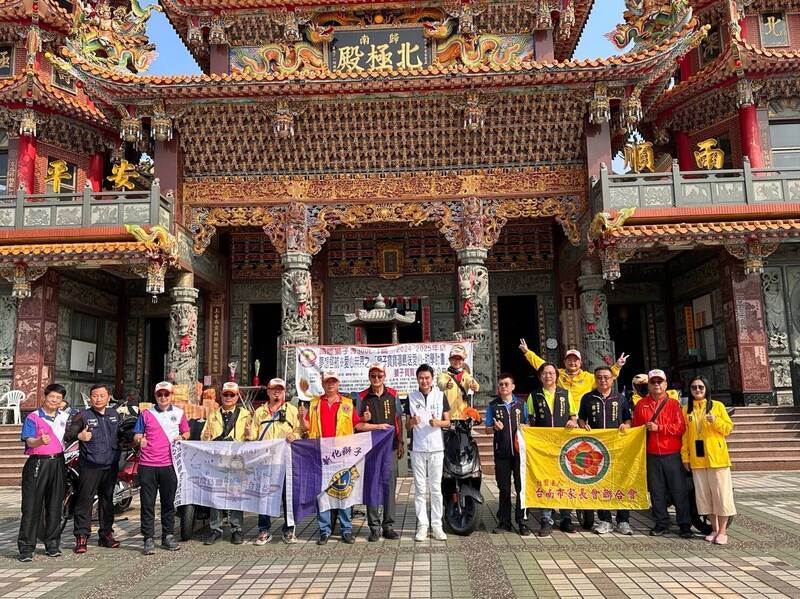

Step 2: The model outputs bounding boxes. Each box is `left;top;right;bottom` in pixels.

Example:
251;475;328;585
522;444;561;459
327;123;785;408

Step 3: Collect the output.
647;452;691;528
139;464;177;540
18;454;64;555
367;454;398;532
598;509;630;523
495;454;524;526
73;462;118;537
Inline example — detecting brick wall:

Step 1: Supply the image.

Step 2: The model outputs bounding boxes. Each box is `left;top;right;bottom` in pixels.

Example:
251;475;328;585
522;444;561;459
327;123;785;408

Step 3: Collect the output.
33;143;90;194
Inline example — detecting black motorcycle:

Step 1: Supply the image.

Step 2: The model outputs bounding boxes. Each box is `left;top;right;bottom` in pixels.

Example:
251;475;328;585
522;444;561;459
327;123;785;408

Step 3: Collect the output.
178;417;210;541
442;418;483;535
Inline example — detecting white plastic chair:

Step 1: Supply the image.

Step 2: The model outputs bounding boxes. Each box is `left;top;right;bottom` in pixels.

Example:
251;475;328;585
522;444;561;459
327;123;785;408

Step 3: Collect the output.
0;390;24;424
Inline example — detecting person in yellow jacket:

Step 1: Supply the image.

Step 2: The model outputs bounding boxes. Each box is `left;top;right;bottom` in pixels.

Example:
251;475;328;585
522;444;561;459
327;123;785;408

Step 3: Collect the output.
298;371;361;545
519;339;627;414
681;375;735;546
436;345;479;420
201;382;253;545
252;377;300;545
631;373;680;406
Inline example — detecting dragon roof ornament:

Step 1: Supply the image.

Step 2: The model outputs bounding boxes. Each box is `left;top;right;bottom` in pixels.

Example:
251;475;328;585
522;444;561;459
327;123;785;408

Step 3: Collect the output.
608;0;694;51
66;0;162;74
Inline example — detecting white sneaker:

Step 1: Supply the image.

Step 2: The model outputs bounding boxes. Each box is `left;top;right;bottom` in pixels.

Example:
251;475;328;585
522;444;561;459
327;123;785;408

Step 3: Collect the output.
414;527;428;542
595;521;613;535
431;526;447;541
615;521;633;536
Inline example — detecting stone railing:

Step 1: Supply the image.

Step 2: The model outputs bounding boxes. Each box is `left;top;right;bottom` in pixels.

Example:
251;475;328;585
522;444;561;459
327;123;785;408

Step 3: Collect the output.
0;180;172;230
593;159;800;212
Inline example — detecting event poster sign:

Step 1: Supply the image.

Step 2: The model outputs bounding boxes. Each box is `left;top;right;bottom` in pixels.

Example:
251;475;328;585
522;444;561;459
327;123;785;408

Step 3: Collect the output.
519;426;650;510
294;342;474;399
173;440;287;516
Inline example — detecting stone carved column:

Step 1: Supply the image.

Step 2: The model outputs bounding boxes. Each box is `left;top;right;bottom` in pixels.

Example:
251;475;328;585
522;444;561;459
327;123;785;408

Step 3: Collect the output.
721;255;773;405
456;248;494;393
577;259;614;372
167;272;199;402
280;252;313;395
12;270;59;410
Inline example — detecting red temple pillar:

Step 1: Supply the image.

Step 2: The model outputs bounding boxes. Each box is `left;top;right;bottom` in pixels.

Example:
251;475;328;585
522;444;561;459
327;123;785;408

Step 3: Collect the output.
209;44;229;75
534;30;554;62
17;134;36;193
720;255;773;405
584;118;612;180
88;151;104;192
12;270;60;410
739;104;764;168
678;56;692;82
676;131;694;171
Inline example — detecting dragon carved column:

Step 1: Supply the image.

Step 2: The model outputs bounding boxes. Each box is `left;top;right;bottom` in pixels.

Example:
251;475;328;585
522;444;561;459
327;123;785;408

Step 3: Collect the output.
167;271;199;402
577;259;614;372
444;197;503;395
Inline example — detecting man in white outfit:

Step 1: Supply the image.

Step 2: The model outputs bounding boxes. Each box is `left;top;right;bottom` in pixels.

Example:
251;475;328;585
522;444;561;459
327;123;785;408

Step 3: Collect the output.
405;363;451;542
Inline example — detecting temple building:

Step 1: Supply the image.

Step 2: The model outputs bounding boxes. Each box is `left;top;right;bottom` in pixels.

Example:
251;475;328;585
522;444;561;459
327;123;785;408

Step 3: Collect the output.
0;0;798;409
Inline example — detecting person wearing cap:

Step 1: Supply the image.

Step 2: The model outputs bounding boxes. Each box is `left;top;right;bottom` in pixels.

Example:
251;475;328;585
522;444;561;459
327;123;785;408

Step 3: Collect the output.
299;370;362;545
631;373;680;406
632;369;692;538
578;366;633;535
251;377;300;545
201;381;253;546
355;362;404;542
436;345;479;420
519;339;628;414
132;381;190;555
528;362;575;536
17;383;72;562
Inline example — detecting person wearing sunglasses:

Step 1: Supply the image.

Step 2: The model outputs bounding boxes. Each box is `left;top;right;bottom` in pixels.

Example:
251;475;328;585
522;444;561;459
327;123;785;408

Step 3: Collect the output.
202;381;253;546
132;381;190;555
681;375;735;545
251;377;300;545
356;362;403;542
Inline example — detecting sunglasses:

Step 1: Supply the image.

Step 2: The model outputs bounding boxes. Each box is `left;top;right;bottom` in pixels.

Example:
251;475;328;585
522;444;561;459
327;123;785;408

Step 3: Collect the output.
369;373;385;378
222;393;237;398
690;384;705;390
155;392;171;398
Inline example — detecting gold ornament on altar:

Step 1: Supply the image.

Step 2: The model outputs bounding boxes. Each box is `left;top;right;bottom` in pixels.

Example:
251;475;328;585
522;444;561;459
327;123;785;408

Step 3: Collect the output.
623;141;655;173
108;159;139;190
694;138;725;170
46;160;72;193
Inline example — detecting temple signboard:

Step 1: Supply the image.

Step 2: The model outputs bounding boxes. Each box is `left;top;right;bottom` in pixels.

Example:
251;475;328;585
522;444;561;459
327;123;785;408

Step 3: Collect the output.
328;27;431;72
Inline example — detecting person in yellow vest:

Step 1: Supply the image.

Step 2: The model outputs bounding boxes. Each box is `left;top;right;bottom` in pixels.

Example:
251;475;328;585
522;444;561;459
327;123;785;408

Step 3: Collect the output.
201;381;252;546
298;370;361;545
681;375;736;546
631;373;680;406
436;345;479;420
251;377;300;545
519;339;628;414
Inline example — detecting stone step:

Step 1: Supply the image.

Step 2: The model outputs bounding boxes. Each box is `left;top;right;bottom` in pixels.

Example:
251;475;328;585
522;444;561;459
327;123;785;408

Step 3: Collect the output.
0;475;20;487
729;430;800;440
732;456;800;472
731;413;800;423
727;436;800;447
732;406;800;414
730;420;800;428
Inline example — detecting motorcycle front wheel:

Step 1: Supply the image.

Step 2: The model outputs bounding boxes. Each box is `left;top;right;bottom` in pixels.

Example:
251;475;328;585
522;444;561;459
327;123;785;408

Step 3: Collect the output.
445;494;482;536
113;480;133;514
179;504;196;542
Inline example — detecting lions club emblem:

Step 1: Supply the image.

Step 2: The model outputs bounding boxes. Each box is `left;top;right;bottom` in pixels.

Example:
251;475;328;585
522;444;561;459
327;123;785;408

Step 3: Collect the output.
559;436;610;485
326;465;360;500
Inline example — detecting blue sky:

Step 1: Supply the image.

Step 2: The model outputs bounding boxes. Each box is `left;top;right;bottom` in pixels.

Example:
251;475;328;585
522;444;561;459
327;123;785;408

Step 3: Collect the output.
144;1;626;75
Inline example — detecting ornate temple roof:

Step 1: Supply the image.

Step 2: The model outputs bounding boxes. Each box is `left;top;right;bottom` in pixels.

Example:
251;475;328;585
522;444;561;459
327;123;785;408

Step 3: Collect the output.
0;0;72;33
158;1;595;72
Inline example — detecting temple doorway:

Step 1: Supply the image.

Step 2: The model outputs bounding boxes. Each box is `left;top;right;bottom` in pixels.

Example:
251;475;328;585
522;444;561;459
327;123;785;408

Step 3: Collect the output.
144;317;168;396
496;295;539;395
249;303;282;381
609;304;647;393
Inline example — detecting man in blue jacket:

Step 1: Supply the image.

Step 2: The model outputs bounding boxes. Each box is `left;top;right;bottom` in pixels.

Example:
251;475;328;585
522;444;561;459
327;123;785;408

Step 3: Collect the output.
64;383;122;554
484;373;530;536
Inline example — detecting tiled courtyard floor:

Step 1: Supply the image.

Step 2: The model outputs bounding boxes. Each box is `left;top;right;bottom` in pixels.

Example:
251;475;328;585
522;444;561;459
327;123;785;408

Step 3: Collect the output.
1;473;800;598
